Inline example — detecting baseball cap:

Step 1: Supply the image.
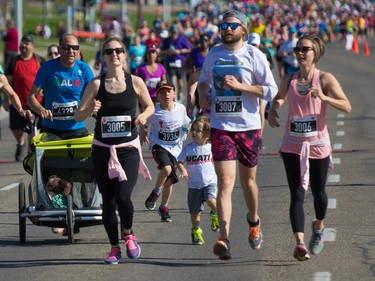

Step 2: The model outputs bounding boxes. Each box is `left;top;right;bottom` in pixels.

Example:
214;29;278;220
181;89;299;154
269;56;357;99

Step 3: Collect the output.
248;32;261;46
222;10;248;28
156;80;175;94
21;34;33;44
146;45;157;52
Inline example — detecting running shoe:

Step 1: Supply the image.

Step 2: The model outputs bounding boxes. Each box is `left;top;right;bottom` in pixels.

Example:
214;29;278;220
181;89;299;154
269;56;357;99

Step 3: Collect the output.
145;190;160;210
158;205;172;222
248;222;263;250
191;227;204;245
15;143;24;162
293;243;311;261
104;247;122;264
210;211;219;232
124;233;141;259
309;221;324;255
213;238;231;260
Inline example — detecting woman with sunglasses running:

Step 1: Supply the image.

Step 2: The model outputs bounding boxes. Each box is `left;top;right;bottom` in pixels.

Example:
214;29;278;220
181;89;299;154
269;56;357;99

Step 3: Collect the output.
75;37;154;264
268;35;351;261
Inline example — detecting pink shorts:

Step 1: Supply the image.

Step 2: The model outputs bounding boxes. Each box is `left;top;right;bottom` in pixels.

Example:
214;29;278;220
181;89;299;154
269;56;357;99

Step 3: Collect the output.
211;128;261;168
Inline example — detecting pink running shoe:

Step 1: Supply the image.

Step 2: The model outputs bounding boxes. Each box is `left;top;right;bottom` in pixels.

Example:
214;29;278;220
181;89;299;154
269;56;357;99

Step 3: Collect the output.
124;233;141;259
104;247;122;264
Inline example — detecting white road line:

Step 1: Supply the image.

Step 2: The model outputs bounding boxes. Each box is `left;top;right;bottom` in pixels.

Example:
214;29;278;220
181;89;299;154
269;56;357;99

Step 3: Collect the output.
333;143;342;150
324;228;336;241
328;174;340;183
0;182;19;191
313;272;331;281
328;198;337;209
332;158;341;164
337;113;345;118
336;131;345;136
336;121;344;126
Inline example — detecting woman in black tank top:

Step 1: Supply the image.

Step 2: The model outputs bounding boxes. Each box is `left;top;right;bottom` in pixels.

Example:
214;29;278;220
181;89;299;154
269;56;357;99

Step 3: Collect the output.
75;37;154;264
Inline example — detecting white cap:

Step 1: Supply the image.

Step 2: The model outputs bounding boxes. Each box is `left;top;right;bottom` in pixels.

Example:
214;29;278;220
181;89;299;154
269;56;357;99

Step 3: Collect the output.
248;32;261;46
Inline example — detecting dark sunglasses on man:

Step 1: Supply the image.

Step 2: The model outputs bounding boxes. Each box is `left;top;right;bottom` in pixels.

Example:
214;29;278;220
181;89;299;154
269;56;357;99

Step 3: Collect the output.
220;22;241;31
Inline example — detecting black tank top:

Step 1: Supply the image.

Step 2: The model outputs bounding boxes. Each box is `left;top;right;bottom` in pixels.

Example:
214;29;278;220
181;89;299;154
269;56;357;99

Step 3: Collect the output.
94;72;138;144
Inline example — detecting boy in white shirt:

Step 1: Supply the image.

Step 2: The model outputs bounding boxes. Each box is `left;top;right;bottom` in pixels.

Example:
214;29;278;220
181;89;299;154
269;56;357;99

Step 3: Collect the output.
142;80;190;222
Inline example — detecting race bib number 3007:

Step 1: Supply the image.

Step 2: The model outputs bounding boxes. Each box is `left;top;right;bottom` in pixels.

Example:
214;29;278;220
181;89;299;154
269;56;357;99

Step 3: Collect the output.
101;116;132;138
214;96;243;117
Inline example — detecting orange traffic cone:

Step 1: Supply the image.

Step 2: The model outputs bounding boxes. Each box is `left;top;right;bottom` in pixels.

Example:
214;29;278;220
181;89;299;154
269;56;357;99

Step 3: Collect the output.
352;37;359;54
363;42;370;56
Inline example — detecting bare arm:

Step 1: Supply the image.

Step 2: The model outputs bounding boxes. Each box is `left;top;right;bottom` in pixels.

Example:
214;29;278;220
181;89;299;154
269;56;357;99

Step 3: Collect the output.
313;72;351;113
187;68;200;118
268;74;290;128
198;82;211;110
28;84;53;121
74;78;101;122
177;161;188;180
0;74;31;119
132;74;155;126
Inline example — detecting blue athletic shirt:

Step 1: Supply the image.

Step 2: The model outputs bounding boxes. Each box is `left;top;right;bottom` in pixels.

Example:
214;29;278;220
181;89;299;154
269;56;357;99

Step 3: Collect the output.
33;58;94;131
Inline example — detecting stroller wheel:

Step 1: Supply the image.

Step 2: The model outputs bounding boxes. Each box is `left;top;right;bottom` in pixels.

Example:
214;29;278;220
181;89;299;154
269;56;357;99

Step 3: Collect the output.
66;195;75;244
18;182;26;243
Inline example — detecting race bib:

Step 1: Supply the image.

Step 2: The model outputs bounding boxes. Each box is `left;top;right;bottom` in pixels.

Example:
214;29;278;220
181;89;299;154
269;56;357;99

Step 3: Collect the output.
290;116;318;137
214;96;243;117
169;59;182;68
158;128;180;144
101;116;132;138
52;101;78;120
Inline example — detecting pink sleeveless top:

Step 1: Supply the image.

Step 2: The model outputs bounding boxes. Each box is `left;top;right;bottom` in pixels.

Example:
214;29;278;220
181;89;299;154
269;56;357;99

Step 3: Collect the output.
280;69;331;159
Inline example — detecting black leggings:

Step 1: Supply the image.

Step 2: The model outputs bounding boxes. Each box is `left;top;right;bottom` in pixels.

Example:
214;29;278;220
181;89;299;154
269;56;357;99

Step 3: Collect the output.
92;145;140;246
281;152;329;233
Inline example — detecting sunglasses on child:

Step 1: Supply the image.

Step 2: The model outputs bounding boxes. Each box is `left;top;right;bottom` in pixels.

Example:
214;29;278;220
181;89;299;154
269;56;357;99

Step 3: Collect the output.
293;46;313;54
61;44;80;51
48;52;59;56
220;22;241;31
104;48;125;55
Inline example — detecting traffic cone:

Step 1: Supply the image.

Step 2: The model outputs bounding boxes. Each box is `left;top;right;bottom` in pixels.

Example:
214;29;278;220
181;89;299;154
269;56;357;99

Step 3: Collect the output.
352;37;359;54
363;42;370;56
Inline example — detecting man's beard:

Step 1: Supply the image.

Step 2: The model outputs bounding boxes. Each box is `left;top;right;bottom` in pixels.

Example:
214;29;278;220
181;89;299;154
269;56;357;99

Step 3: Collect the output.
221;31;243;44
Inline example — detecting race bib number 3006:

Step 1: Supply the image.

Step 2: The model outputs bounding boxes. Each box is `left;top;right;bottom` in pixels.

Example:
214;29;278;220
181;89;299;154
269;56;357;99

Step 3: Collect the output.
290;116;318;137
101;116;132;138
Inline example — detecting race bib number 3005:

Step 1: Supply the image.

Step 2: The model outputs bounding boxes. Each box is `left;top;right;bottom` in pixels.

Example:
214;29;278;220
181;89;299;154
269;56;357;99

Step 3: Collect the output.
101;116;132;138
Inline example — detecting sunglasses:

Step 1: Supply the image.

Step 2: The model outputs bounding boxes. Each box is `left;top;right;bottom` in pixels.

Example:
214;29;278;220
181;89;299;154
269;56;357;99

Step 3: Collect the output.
48;52;59;57
61;44;80;51
293;46;313;54
220;22;241;31
104;48;125;55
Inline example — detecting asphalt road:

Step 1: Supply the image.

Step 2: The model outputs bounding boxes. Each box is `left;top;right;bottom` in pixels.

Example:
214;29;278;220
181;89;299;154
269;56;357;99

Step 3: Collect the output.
0;41;374;281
